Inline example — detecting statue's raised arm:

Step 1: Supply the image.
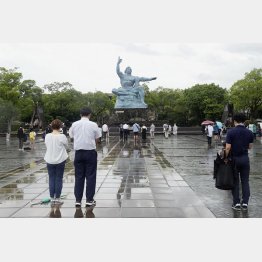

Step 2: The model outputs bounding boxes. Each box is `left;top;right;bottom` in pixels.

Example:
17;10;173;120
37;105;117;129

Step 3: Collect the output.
116;57;123;78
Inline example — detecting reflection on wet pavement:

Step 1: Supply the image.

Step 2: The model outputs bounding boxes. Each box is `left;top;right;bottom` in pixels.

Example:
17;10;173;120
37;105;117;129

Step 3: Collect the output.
0;135;261;218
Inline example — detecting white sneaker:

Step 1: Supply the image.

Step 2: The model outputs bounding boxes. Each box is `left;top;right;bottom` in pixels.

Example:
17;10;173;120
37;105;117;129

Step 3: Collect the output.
55;198;64;205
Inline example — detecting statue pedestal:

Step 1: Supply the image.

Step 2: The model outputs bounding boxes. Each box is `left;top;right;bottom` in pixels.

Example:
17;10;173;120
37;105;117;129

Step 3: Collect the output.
112;108;148;124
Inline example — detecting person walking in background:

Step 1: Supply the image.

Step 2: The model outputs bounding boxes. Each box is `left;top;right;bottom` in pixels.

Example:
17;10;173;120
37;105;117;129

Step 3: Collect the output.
141;124;147;140
62;123;67;137
168;124;172;137
225;113;254;211
69;107;100;208
252;123;257;140
206;123;213;148
163;123;168;138
248;123;256;140
119;124;124;140
213;122;219;143
132;122;140;143
123;123;129;141
98;125;102;143
44;119;68;205
102;123;109;141
29;128;36;149
17;126;24;150
150;123;155;138
173;123;178;136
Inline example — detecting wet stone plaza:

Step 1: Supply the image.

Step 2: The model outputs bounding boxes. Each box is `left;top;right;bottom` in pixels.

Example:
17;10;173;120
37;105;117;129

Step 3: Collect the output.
0;134;261;218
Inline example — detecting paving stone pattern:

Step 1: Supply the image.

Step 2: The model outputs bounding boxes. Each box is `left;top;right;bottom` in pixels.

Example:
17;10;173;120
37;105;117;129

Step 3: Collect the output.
0;134;261;218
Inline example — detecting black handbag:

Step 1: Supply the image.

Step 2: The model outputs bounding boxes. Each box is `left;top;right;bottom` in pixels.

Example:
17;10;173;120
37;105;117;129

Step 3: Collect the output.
214;152;234;190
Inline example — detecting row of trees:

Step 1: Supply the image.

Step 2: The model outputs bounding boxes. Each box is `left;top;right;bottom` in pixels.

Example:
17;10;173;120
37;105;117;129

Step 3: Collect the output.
1;66;262;132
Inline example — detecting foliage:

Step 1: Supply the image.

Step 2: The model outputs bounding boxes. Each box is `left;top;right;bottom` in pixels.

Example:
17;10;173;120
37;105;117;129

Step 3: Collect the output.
229;68;262;119
184;83;228;125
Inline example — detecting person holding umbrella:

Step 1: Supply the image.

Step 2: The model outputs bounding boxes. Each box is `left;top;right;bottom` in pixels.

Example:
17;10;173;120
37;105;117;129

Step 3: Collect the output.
205;123;214;148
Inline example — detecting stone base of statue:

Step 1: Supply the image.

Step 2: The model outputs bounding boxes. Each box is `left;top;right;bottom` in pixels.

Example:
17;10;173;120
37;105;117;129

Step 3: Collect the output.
112;108;148;124
112;87;148;109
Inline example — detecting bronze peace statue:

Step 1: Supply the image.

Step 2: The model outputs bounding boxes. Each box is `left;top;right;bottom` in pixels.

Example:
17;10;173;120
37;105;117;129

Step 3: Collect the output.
112;57;157;109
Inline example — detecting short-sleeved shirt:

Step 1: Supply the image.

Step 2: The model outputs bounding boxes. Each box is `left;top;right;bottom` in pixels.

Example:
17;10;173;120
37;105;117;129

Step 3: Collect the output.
44;133;68;164
69;118;100;150
226;125;253;157
133;123;140;132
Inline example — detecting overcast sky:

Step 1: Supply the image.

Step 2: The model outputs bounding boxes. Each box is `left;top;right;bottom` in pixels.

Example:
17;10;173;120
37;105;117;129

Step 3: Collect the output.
0;43;262;93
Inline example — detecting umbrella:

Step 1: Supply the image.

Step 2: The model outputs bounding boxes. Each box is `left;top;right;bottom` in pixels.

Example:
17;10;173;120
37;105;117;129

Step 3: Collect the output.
216;121;223;128
201;120;214;125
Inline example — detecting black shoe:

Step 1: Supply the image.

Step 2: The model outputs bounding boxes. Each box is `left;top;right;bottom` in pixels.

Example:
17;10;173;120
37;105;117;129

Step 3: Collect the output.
232;203;241;211
241;203;248;211
75;202;81;208
86;200;96;207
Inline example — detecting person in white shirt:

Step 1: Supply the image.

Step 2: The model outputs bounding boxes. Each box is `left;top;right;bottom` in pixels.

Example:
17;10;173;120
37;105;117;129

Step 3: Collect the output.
102;123;109;140
69;107;100;208
163;123;168;138
150;123;155;138
44;119;68;205
173;123;178;135
206;124;214;147
123;123;129;141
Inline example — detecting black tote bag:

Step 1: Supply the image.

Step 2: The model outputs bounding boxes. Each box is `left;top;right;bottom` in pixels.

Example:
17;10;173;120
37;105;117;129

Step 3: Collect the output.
214;159;234;190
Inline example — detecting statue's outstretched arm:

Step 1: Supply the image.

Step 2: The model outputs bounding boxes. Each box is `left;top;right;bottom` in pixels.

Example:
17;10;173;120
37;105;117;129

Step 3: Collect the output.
139;76;157;82
116;57;123;78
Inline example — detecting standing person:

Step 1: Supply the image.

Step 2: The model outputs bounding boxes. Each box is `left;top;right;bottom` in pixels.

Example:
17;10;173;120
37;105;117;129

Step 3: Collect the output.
44;119;68;205
98;125;102;143
252;123;257;140
17;126;24;150
225;113;254;211
201;125;205;136
141;124;147;140
123;123;129;141
173;123;178;136
168;124;172;136
132;122;140;143
29;128;36;149
102;123;109;141
69;108;100;208
213;122;219;143
119;124;124;140
150;123;155;138
62;123;67;137
206;124;213;147
46;124;52;135
163;123;168;138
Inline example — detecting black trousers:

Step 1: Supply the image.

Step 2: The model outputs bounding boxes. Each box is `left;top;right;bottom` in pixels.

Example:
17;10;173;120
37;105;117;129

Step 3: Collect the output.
232;155;250;205
123;129;128;140
74;150;97;202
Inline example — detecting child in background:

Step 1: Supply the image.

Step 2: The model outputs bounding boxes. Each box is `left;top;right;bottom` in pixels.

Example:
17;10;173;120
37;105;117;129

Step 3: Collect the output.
29;128;36;149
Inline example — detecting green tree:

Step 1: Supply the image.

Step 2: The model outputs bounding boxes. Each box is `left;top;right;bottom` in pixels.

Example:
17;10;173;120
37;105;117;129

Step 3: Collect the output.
184;83;227;125
0;67;23;132
229;68;262;120
42;86;83;124
146;87;188;124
